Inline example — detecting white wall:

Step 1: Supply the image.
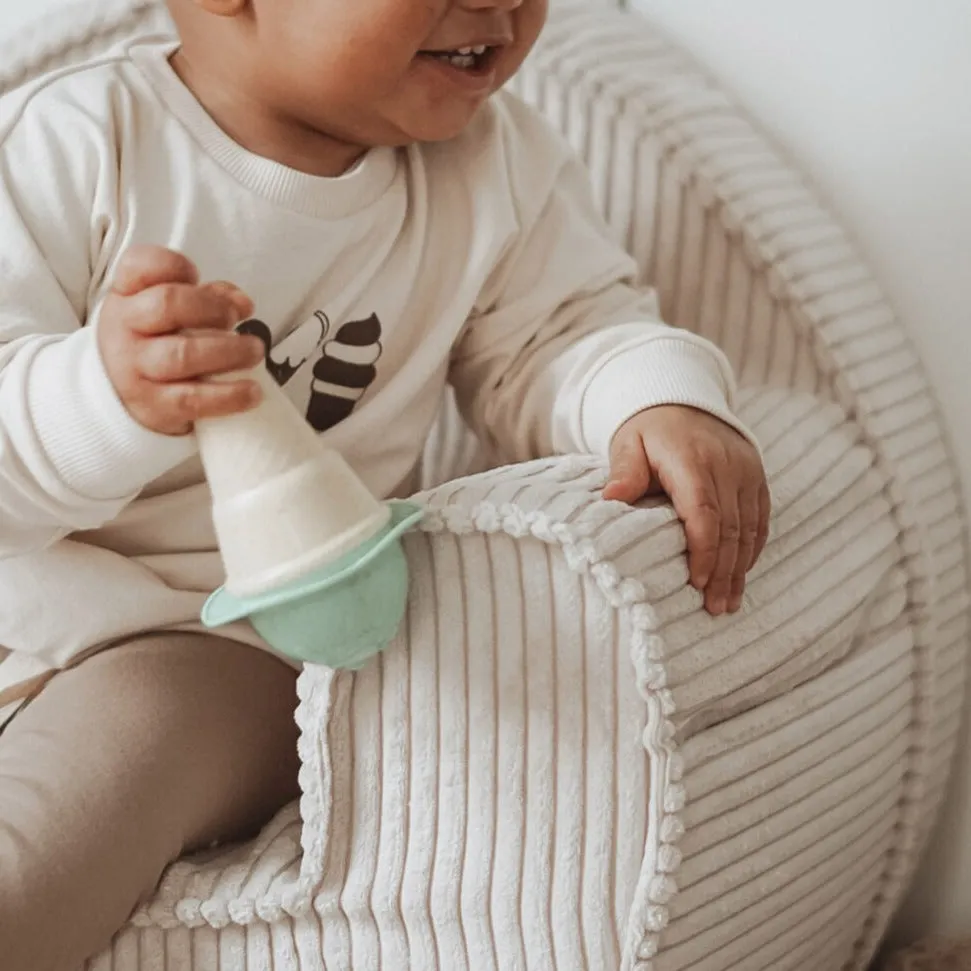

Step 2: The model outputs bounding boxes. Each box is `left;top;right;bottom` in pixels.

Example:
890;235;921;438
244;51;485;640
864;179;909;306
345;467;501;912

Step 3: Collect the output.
632;0;971;944
0;0;56;35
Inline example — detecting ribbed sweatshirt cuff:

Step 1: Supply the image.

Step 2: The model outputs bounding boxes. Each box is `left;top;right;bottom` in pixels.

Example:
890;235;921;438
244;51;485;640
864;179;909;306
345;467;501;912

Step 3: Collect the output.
26;328;198;501
580;336;760;456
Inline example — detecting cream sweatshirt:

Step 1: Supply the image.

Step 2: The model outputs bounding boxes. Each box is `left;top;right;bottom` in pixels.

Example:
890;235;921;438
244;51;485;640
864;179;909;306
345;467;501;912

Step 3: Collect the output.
0;40;750;703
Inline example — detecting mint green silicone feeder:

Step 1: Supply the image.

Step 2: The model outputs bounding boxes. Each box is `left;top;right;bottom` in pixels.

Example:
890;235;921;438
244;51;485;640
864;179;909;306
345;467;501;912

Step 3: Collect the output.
201;501;423;669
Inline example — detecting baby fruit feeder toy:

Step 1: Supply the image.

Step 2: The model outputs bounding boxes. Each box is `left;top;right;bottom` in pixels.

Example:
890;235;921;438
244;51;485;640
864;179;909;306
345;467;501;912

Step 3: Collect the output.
196;360;422;669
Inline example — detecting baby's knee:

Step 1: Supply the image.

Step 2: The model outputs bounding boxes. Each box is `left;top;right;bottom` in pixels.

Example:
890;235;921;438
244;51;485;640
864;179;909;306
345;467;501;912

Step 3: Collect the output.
0;744;181;971
0;813;82;971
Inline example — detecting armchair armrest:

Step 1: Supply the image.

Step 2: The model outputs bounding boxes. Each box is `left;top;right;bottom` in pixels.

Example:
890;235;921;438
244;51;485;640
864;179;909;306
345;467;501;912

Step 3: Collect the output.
125;386;905;971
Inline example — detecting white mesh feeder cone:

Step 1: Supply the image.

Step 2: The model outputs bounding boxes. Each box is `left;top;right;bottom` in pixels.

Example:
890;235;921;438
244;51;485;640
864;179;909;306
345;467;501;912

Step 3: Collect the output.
197;362;422;669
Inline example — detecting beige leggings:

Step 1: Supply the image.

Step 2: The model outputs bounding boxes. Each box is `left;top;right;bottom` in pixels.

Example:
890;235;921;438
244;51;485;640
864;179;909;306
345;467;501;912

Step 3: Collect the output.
0;633;301;971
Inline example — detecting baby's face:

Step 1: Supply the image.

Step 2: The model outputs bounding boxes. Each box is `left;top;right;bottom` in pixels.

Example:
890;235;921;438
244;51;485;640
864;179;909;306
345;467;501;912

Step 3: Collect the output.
242;0;548;146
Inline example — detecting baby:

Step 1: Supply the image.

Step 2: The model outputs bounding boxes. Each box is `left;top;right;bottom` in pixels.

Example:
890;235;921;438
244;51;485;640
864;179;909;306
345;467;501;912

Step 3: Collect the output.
0;0;769;966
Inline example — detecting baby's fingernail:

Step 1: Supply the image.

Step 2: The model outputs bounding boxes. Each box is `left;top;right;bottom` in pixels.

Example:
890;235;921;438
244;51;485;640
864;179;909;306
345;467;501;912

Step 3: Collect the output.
729;596;743;612
211;282;253;317
232;295;254;319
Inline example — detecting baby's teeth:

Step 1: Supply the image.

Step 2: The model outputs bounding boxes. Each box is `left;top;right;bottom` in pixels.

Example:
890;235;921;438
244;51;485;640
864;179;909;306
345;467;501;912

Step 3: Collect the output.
457;46;473;55
472;45;487;55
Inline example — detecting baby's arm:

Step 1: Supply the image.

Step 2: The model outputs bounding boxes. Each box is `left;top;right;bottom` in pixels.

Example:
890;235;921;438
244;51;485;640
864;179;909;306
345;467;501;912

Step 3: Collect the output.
451;98;753;464
450;97;767;611
0;86;195;557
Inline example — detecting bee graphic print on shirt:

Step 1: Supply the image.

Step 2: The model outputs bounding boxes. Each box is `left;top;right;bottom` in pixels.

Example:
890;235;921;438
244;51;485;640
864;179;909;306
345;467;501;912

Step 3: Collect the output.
238;310;384;433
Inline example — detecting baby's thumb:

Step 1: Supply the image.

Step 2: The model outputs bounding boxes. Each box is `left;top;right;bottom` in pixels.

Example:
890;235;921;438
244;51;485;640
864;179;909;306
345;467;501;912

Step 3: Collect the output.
604;433;653;504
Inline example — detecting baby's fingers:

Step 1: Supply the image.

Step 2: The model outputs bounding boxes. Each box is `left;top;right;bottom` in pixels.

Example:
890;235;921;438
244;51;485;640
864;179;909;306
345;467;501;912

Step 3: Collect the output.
132;380;262;436
604;431;654;504
705;489;740;615
753;481;772;566
137;330;265;383
123;282;251;337
111;245;199;297
660;459;721;594
728;483;761;611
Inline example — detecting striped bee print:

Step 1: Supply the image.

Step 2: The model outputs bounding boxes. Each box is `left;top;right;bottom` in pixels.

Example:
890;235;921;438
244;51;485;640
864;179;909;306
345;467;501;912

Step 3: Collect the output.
238;311;384;433
306;313;383;432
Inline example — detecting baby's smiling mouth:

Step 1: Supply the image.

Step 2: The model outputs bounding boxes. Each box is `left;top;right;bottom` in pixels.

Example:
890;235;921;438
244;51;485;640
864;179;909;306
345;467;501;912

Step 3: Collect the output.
418;45;497;72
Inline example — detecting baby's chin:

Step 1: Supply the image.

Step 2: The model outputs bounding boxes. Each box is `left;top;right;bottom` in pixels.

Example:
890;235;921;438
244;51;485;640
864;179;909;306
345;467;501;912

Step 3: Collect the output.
390;100;494;146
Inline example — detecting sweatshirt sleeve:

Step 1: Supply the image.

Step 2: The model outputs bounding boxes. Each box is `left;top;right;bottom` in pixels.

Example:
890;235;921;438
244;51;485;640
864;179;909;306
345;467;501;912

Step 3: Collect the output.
449;95;756;464
0;76;195;558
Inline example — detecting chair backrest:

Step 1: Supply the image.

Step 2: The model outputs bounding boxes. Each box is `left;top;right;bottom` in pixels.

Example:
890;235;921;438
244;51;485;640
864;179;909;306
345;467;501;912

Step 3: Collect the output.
510;28;969;918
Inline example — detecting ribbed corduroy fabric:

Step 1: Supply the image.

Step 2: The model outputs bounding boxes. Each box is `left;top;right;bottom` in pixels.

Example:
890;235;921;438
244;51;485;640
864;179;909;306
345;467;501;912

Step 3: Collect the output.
86;388;911;971
0;2;966;970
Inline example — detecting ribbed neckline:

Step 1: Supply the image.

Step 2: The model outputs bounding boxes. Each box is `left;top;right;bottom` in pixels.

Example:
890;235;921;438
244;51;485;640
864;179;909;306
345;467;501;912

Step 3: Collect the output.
129;41;399;220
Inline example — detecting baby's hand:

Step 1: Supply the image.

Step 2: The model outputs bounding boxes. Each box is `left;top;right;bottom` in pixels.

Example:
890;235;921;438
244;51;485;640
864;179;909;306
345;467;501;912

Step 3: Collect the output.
604;406;770;615
97;245;266;436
